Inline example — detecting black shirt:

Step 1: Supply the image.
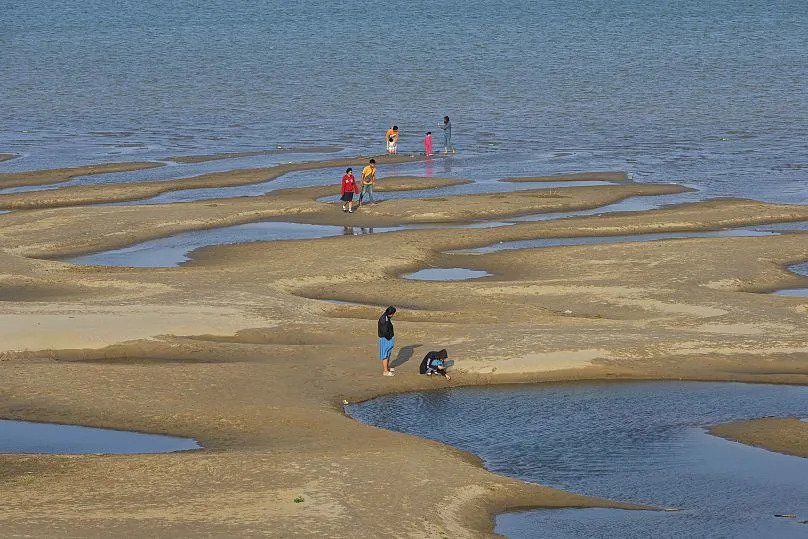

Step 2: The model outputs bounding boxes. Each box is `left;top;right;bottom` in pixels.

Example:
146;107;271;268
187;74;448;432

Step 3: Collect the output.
378;313;394;339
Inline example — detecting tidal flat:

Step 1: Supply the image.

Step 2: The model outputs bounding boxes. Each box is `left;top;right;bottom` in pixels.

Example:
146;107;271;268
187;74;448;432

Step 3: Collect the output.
0;154;806;537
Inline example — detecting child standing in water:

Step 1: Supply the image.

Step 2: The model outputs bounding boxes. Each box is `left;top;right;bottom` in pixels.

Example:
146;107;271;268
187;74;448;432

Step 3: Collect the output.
386;125;399;154
340;168;359;213
424;131;433;155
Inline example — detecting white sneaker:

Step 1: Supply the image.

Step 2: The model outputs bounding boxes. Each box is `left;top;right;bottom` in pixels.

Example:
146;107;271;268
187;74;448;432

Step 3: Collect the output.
383;371;394;376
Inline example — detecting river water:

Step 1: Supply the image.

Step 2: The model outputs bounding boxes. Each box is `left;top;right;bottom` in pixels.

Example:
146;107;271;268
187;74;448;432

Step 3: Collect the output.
3;0;807;203
347;381;808;538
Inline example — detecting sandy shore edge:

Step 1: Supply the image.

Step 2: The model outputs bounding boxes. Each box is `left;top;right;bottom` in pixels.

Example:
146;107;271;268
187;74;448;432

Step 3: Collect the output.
707;416;808;458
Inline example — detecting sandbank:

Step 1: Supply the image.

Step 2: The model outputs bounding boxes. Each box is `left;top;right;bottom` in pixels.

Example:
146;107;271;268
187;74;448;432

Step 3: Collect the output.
708;417;808;458
0;153;18;163
0;162;164;189
0;156;807;536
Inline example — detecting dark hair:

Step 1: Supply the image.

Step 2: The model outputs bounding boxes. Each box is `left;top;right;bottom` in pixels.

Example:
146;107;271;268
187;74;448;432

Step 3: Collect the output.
346;167;352;173
369;158;376;164
443;116;449;122
384;306;396;316
393;125;398;130
426;131;431;135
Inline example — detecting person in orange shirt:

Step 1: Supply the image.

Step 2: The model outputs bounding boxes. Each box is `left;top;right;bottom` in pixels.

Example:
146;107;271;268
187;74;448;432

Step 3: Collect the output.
386;125;399;154
358;158;376;206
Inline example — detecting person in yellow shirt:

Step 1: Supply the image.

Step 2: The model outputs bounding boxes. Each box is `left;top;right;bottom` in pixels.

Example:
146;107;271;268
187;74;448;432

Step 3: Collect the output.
385;125;399;154
358;158;376;206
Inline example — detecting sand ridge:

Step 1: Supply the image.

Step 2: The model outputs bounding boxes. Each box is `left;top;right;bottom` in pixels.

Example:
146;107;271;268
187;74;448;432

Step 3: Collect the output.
0;161;165;189
708;417;808;458
500;171;630;183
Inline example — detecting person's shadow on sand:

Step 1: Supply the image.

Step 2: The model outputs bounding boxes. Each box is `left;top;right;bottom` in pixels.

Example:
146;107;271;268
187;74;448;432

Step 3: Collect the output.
390;344;420;369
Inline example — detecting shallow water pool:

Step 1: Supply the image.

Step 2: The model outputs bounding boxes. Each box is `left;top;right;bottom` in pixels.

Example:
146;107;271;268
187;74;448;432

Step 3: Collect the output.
67;221;402;267
455;228;780;254
402;267;493;281
774;261;808;297
347;381;808;538
0;420;200;454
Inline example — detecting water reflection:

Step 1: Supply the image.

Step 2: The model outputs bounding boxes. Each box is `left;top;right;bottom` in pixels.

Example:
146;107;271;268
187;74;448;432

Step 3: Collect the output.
343;226;376;236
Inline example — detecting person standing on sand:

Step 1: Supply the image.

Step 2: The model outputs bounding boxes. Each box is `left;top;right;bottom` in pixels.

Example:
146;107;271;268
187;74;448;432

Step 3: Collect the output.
378;306;396;376
440;116;455;154
340;167;359;213
424;131;433;155
386;125;399;154
358;158;376;206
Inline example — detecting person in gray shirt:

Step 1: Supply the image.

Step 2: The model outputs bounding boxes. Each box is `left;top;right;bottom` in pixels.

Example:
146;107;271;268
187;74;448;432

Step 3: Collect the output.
440;116;455;154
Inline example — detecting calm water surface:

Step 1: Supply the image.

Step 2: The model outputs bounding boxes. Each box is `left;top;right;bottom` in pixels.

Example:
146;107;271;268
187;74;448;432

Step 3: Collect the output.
347;381;808;538
3;0;807;204
457;228;782;254
402;268;493;281
67;221;401;267
0;420;200;454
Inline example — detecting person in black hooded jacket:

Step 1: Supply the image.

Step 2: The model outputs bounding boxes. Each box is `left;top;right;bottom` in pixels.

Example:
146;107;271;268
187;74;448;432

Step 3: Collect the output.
419;349;450;379
377;306;396;376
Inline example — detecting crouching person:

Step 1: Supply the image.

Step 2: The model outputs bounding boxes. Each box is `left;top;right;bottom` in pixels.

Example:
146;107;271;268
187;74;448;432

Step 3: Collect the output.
419;349;451;380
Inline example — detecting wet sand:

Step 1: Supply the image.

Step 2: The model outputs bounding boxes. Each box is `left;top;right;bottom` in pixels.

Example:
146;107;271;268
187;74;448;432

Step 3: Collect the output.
501;171;630;183
0;156;807;536
708;417;808;458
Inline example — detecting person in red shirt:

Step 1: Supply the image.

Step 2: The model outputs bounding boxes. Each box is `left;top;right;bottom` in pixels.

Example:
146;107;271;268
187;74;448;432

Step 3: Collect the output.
340;167;360;213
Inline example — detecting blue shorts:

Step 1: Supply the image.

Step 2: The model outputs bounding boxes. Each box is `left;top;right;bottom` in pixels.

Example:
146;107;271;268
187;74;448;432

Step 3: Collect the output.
379;337;395;360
